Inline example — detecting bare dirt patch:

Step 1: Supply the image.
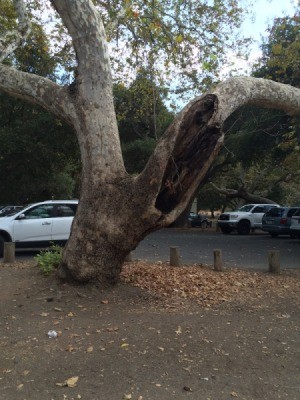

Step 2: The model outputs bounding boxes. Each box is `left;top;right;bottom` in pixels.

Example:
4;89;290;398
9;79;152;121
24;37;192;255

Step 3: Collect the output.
1;261;300;400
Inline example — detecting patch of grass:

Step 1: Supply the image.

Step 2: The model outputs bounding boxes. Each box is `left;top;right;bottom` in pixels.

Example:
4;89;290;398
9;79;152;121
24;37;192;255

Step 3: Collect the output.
35;244;62;275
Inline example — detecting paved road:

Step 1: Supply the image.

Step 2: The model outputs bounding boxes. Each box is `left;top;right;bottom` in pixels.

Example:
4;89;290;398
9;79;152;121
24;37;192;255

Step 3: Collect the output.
133;229;300;271
9;229;300;271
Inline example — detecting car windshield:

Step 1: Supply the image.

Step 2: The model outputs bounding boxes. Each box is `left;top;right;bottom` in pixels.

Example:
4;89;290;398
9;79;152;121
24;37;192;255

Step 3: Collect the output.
237;205;254;212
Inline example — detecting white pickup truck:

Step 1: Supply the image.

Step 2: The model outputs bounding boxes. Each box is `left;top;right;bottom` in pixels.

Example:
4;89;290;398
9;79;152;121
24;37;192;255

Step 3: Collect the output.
217;203;279;235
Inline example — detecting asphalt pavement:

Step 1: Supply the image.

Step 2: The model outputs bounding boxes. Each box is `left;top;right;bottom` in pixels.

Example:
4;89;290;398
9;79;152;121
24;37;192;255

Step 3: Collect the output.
8;228;300;272
133;228;300;271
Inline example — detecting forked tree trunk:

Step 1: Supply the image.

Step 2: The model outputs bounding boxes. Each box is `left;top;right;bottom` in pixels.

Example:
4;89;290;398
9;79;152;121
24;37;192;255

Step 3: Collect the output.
58;179;150;284
1;1;300;285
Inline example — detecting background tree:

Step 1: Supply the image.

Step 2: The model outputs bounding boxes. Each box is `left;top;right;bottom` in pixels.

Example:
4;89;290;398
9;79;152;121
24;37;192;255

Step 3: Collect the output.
199;12;300;209
0;4;80;204
114;68;174;173
0;1;299;285
0;95;80;204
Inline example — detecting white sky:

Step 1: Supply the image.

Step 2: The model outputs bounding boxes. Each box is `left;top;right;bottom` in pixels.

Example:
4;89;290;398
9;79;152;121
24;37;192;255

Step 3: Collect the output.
234;0;298;72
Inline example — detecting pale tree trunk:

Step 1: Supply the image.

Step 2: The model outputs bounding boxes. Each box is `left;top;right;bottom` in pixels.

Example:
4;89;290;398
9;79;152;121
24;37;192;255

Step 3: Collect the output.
0;1;300;284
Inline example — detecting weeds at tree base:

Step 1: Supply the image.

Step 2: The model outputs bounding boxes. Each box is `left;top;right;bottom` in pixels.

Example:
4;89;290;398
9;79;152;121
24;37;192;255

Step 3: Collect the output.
35;244;62;275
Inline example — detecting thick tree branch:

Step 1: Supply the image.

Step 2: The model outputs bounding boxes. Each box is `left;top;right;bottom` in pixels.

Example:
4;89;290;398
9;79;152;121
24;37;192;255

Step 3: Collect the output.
0;0;75;122
136;77;300;226
212;77;300;122
0;64;74;123
51;0;112;98
210;182;277;204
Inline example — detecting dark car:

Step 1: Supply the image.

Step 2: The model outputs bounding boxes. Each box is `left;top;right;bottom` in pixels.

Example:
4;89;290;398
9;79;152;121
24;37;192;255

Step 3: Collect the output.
262;206;300;237
189;212;212;228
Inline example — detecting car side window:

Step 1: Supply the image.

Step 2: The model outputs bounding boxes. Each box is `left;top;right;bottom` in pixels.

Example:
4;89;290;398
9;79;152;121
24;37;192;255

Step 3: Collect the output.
287;208;299;217
252;206;265;213
24;205;54;219
55;204;77;217
293;209;300;217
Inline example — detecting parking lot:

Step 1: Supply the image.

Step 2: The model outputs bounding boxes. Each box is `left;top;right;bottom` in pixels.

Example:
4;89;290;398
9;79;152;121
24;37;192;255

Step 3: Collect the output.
5;228;300;271
133;229;300;271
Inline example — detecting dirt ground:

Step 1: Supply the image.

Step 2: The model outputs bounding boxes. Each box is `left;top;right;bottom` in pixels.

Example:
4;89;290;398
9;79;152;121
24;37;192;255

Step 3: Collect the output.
1;260;300;400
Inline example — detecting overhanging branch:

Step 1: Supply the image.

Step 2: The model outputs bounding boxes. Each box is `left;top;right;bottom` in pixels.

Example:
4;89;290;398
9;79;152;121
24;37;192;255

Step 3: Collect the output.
136;77;300;225
0;64;74;123
210;182;277;204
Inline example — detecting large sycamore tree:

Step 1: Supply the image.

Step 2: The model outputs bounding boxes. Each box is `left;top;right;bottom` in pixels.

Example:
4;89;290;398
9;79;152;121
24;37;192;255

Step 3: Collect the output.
0;0;300;284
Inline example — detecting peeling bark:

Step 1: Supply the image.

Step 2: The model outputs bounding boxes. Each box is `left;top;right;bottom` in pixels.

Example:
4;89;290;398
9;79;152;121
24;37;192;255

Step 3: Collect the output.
1;1;300;284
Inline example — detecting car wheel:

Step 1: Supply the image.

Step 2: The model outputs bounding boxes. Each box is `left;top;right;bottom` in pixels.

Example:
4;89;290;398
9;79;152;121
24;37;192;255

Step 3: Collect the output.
270;233;278;238
220;226;232;234
237;221;251;235
201;221;208;228
0;235;5;257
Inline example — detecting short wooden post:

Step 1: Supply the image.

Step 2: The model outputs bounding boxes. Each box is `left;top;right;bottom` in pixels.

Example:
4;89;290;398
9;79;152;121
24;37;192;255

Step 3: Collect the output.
3;242;15;263
170;246;180;267
213;249;223;271
124;252;133;262
268;250;280;274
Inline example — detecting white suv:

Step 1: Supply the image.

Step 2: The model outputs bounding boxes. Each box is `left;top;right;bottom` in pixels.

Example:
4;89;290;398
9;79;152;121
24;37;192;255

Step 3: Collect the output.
218;203;279;235
0;200;78;257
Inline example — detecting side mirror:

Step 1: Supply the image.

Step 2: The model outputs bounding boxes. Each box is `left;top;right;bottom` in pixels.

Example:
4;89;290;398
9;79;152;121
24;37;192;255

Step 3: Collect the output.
16;214;26;220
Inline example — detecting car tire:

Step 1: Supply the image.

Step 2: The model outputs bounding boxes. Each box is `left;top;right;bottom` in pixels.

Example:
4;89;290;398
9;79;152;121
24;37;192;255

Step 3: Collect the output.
270;233;278;238
201;221;208;228
0;235;5;257
237;221;251;235
220;226;232;234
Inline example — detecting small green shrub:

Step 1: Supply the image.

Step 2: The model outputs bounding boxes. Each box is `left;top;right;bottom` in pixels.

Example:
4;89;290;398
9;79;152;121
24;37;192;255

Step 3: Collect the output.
35;244;62;275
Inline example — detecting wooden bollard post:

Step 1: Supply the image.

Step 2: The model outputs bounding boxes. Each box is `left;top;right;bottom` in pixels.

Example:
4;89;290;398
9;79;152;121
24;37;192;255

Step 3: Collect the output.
213;249;223;271
170;246;180;267
3;242;15;263
268;250;280;274
125;252;133;262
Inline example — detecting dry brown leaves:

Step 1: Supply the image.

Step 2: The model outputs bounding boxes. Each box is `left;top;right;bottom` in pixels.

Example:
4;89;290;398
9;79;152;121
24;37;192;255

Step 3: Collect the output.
3;259;300;309
121;261;300;308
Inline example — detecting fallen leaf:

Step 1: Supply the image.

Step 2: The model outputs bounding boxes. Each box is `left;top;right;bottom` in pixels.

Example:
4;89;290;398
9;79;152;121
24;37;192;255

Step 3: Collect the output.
67;312;76;317
230;391;238;397
66;376;79;387
87;346;94;353
101;300;109;304
56;376;79;388
106;326;119;332
65;345;75;353
40;312;49;317
175;326;182;335
123;394;132;400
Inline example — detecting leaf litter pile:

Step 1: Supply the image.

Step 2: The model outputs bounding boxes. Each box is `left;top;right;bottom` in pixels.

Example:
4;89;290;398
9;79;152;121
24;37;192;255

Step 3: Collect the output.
121;261;300;308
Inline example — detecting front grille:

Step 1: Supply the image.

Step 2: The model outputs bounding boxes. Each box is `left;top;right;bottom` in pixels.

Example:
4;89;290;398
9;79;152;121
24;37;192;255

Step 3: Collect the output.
219;214;230;221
